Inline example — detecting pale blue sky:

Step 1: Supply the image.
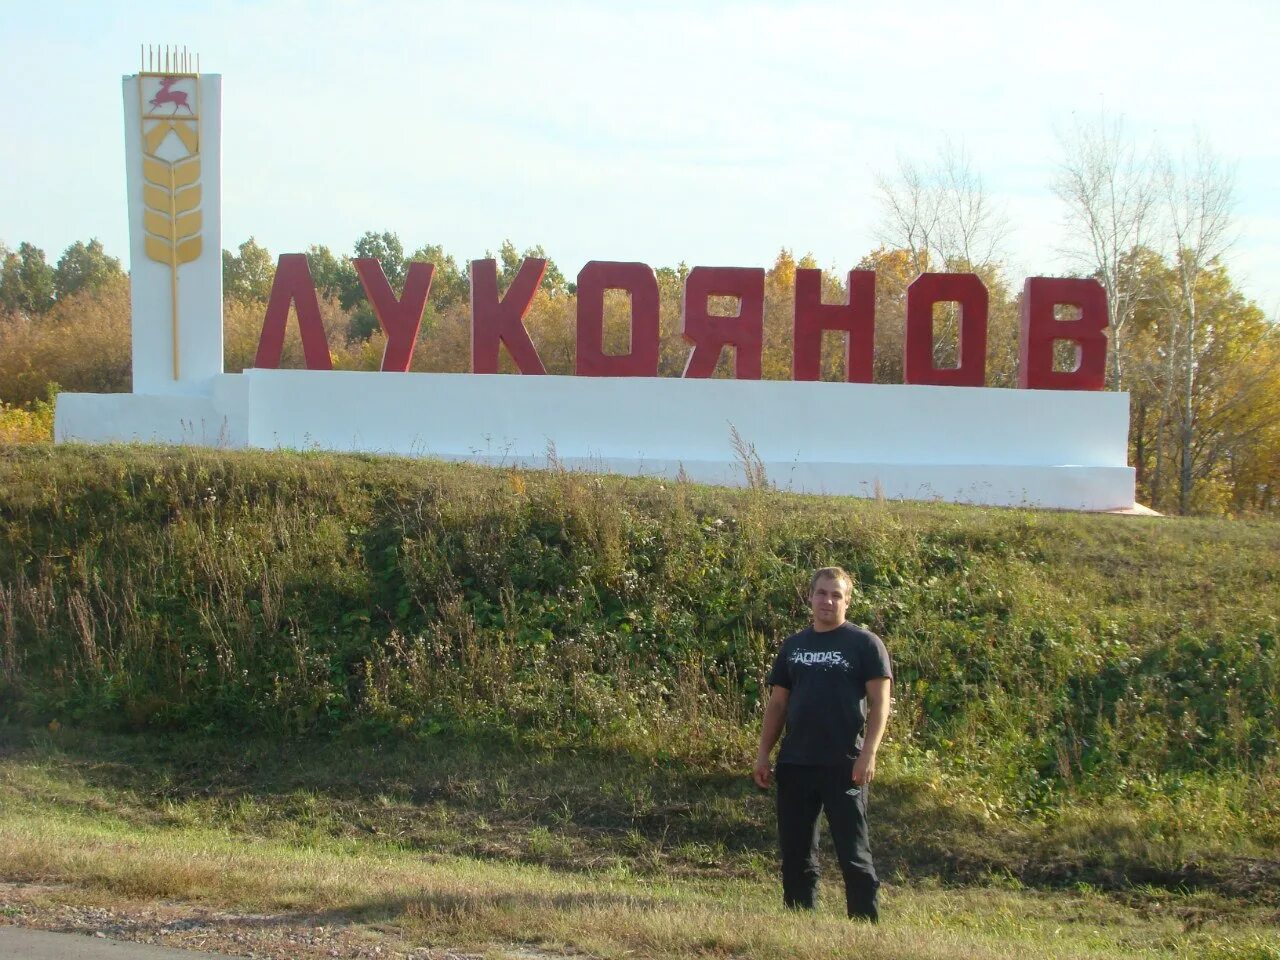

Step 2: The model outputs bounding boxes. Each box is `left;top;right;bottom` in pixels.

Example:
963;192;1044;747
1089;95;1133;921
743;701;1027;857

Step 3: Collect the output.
1;0;1277;312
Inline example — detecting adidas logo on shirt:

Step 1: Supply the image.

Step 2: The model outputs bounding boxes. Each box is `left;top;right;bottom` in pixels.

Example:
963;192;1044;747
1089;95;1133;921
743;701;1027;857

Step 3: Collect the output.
790;650;849;668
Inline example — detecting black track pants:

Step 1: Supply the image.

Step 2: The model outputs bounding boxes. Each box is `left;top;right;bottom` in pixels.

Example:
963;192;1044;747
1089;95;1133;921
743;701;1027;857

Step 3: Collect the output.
775;761;879;921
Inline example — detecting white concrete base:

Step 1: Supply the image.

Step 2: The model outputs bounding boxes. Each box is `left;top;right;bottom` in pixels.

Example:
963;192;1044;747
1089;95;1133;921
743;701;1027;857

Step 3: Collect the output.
55;390;237;447
56;369;1136;511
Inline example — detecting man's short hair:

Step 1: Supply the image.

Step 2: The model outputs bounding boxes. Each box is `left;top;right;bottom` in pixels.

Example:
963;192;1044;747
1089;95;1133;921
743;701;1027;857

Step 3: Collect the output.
810;566;853;595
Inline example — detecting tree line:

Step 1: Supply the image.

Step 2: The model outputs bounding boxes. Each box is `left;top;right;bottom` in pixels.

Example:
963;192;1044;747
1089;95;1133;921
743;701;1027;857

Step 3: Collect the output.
2;120;1277;515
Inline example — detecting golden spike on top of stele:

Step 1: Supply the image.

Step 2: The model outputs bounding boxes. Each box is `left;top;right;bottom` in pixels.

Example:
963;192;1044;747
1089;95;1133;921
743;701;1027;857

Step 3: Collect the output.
139;44;200;75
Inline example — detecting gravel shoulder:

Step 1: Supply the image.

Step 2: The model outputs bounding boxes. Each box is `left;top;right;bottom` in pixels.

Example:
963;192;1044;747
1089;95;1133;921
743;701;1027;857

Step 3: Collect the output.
0;883;511;960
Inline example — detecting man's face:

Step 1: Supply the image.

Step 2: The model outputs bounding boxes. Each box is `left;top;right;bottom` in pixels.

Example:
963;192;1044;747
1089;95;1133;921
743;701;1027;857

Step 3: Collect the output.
809;575;850;631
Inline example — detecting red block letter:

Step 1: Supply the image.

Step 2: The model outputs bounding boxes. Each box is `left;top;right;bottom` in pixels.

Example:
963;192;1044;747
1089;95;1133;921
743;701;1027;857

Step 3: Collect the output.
254;253;332;370
904;273;988;387
681;267;764;379
575;261;660;377
470;258;547;374
793;269;875;382
353;258;435;372
1018;277;1109;390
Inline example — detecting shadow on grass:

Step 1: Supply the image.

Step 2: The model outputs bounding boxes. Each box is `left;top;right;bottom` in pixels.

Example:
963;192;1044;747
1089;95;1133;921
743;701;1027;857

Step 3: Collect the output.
4;724;1276;905
157;888;665;927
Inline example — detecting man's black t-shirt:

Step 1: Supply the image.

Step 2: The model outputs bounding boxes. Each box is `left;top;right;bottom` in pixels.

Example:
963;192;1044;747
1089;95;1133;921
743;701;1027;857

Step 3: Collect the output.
766;622;893;765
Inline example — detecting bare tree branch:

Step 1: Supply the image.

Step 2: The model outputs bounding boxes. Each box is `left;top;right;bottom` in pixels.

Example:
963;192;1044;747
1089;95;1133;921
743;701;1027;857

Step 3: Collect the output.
875;142;1008;276
1052;112;1158;391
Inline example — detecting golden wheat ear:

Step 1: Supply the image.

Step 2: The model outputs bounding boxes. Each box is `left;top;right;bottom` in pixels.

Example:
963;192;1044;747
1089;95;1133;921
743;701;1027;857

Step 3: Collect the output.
142;154;203;266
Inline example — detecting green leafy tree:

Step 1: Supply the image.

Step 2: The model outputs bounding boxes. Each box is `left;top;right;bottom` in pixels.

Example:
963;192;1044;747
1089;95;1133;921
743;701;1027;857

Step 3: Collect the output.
305;244;356;302
345;232;406;339
1163;260;1274;513
53;239;124;299
490;239;569;296
222;237;275;302
409;242;468;312
1114;246;1176;501
1120;251;1279;513
350;231;406;301
0;242;56;316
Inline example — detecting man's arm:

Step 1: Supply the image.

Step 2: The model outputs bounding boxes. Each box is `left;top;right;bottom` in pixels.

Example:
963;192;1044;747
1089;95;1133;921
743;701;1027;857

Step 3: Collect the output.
753;685;790;788
851;677;891;786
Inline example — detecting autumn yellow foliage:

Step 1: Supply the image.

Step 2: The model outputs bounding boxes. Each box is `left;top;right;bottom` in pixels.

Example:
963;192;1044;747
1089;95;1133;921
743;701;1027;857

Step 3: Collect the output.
0;396;53;441
0;275;131;404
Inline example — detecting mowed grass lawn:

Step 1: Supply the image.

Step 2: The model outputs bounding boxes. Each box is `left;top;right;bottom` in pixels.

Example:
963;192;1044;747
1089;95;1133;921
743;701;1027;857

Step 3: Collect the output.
1;728;1276;960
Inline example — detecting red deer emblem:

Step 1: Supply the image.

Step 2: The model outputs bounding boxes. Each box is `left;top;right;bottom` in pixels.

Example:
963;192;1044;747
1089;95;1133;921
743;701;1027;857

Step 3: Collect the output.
149;76;192;114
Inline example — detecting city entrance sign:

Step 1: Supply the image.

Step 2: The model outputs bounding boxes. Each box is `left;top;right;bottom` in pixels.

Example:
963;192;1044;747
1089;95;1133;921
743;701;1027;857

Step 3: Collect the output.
53;53;1136;511
256;255;1108;392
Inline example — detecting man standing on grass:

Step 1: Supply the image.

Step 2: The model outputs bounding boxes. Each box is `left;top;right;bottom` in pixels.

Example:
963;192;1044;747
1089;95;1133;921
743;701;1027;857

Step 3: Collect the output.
753;566;893;922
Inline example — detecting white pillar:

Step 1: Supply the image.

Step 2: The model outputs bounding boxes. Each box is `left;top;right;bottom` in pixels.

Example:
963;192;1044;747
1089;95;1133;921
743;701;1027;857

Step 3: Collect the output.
122;72;223;395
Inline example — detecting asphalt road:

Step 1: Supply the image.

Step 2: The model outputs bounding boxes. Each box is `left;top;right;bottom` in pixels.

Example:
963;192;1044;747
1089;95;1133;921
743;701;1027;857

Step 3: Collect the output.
0;927;232;959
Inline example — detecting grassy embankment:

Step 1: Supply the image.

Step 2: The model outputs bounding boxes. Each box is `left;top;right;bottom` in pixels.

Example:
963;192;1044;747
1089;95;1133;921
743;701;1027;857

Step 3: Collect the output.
1;444;1278;958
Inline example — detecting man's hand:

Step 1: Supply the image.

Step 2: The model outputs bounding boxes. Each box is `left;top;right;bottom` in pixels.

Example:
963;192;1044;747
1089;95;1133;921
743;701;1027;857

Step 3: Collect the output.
853;677;890;788
753;686;789;790
753;755;773;789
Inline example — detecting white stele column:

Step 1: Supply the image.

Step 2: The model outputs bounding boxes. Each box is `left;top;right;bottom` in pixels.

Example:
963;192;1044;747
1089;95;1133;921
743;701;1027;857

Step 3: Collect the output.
122;72;223;395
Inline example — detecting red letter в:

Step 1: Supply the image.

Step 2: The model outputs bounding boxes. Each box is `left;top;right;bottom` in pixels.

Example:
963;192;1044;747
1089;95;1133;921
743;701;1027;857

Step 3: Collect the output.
1018;277;1108;390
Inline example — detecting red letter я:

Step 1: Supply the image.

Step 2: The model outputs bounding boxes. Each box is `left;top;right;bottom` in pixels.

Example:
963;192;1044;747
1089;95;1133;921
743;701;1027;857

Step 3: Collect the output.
353;258;435;372
575;261;660;377
793;269;875;382
904;273;988;387
1018;277;1109;390
254;253;332;370
681;267;765;379
470;258;548;374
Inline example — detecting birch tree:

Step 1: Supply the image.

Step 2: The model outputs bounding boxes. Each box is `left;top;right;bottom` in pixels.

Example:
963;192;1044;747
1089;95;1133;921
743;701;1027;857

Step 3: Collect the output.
875;143;1011;374
1053;114;1158;390
1163;137;1237;513
875;140;1008;274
